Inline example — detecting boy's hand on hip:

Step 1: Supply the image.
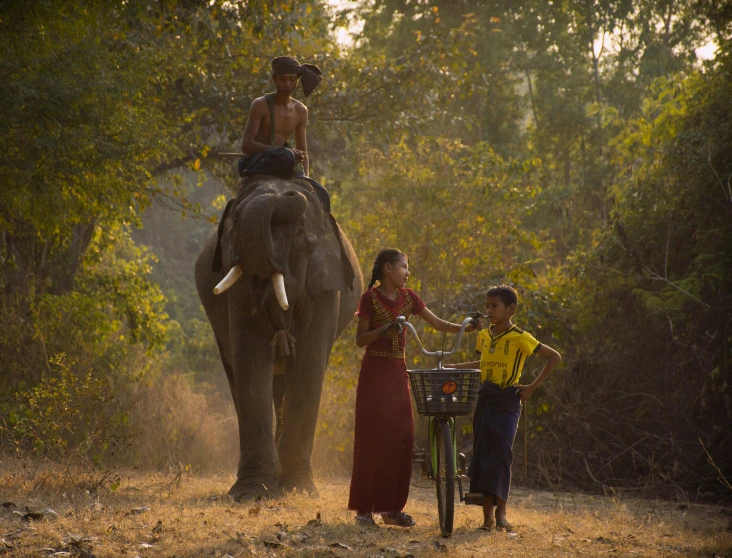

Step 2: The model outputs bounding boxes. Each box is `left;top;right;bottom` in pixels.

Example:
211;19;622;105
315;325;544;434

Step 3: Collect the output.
516;385;534;400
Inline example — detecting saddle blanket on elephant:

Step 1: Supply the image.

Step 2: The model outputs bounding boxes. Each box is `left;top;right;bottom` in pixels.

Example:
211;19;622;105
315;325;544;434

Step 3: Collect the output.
468;381;521;504
237;148;330;212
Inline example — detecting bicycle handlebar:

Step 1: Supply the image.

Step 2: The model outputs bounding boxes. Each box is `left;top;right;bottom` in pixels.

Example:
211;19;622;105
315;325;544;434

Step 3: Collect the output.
396;315;481;364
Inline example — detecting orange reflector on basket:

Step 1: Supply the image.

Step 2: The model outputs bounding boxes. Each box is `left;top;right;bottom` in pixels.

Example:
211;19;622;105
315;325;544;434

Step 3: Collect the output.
441;380;458;395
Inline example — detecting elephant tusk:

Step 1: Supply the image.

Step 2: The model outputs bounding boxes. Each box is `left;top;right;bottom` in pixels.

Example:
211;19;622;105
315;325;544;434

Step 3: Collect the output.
272;272;289;310
213;265;243;295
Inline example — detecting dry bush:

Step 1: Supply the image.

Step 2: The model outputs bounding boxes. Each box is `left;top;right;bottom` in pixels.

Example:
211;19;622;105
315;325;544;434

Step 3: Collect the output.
313;365;357;475
123;372;238;472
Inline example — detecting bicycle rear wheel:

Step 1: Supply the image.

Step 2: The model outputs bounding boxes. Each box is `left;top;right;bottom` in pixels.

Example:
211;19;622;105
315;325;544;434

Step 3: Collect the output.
434;419;455;537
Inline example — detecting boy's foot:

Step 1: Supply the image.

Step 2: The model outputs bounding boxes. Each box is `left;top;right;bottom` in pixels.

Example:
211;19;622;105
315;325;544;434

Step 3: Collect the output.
478;523;494;531
381;511;416;527
495;519;513;531
355;512;378;527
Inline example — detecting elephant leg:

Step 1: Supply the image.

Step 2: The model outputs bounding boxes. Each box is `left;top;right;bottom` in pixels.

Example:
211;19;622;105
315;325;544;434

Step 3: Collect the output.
278;293;339;495
273;372;286;447
215;336;236;405
227;308;282;501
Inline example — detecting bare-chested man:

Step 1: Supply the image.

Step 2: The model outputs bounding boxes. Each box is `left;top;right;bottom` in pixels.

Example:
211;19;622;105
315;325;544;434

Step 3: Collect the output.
237;56;330;211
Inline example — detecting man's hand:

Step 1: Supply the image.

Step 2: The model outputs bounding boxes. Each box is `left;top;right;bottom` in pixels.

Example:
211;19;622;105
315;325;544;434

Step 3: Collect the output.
289;148;306;162
516;384;535;401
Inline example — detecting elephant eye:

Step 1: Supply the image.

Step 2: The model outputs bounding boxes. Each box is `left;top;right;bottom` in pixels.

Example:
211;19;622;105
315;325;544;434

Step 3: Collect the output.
297;227;304;236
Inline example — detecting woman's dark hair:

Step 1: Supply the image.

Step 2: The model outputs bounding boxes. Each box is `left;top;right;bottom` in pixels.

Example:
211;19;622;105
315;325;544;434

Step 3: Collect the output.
368;249;407;289
486;284;518;307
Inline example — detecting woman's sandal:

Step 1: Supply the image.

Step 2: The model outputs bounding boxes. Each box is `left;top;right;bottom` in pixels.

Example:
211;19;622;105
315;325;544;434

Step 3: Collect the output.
381;511;416;527
355;513;378;527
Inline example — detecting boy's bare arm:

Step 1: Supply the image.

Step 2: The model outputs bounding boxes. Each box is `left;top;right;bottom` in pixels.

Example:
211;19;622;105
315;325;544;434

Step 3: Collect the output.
517;344;561;400
294;104;309;175
444;360;481;369
240;99;272;154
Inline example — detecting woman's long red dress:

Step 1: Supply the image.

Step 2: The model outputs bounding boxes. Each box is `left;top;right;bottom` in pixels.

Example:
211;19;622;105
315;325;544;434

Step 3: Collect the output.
348;287;425;513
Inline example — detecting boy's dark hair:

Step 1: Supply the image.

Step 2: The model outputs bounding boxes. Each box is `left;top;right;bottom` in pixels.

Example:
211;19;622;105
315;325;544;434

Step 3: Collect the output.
486;284;518;307
368;249;406;289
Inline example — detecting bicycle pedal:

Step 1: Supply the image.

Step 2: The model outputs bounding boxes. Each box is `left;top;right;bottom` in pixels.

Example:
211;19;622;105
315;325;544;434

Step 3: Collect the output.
457;453;467;474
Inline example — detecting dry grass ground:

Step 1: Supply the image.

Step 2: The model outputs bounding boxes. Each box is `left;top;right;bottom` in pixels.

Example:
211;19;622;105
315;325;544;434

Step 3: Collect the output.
1;470;730;557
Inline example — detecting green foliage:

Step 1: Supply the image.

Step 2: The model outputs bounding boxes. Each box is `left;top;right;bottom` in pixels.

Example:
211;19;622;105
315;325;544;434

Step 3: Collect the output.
1;0;730;499
12;354;126;460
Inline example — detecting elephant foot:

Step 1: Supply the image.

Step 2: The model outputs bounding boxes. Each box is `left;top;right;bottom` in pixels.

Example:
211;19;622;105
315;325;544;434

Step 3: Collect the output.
280;477;320;498
227;479;283;502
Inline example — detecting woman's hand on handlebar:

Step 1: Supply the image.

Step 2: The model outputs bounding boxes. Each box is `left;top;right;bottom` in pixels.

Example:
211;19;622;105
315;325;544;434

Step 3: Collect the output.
382;321;403;338
460;318;481;333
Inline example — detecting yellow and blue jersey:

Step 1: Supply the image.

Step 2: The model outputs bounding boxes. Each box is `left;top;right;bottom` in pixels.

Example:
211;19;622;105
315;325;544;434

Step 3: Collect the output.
475;326;541;388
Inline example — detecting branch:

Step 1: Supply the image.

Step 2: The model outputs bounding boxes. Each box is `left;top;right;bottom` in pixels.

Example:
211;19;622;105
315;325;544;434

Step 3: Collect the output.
699;437;732;490
645;268;710;308
707;139;732;209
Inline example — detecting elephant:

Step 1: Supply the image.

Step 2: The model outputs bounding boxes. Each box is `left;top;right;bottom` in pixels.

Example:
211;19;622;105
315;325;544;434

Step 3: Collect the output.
194;173;363;501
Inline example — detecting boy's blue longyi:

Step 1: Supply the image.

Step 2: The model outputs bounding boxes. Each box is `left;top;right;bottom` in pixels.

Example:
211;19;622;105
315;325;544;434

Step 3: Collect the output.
468;381;521;504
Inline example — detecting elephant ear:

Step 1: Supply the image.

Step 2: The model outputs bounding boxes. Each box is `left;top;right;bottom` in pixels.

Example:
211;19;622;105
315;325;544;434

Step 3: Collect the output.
307;214;358;293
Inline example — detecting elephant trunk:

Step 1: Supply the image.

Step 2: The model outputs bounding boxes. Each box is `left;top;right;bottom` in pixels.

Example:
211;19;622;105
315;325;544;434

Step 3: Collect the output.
272;190;308;223
235;190;308;277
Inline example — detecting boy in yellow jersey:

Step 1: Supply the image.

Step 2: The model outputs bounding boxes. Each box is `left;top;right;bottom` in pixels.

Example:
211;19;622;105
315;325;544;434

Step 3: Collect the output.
445;285;560;531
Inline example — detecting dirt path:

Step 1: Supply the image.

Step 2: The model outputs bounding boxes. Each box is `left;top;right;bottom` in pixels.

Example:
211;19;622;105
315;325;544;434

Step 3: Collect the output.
1;472;730;557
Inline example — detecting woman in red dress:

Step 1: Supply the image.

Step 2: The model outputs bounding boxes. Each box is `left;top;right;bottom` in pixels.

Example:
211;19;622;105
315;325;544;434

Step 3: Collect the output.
348;249;472;527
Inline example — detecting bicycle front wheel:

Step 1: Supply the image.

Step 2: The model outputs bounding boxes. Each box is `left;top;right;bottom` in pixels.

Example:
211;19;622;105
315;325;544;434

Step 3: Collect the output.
434;419;455;537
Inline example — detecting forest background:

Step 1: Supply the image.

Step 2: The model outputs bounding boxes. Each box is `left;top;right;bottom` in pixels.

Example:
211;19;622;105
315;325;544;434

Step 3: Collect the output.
1;0;730;504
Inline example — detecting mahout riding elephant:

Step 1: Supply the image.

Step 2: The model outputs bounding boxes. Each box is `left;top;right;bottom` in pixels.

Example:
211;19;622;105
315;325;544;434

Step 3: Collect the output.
194;174;363;501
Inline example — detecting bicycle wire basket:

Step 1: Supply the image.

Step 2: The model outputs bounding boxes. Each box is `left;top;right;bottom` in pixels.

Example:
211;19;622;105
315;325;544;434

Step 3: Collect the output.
408;369;482;416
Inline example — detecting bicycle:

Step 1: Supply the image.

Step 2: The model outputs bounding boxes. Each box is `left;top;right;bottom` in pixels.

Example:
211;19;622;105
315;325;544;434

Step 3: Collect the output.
395;314;483;537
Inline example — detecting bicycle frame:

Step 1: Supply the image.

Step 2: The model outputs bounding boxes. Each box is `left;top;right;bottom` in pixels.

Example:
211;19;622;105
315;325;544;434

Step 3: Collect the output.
400;314;481;537
429;416;456;478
